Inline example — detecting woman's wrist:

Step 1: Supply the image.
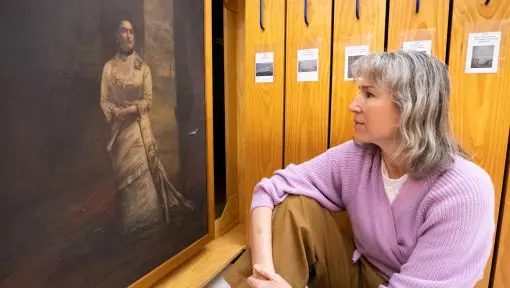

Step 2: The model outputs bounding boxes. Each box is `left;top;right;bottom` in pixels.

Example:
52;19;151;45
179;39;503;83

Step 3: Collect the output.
122;105;138;115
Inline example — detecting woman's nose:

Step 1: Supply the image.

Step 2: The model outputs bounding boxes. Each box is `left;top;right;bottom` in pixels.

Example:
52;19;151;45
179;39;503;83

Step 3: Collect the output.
349;95;362;113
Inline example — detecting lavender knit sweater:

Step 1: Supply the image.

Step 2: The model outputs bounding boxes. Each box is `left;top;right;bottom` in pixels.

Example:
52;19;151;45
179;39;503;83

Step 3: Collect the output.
251;141;495;288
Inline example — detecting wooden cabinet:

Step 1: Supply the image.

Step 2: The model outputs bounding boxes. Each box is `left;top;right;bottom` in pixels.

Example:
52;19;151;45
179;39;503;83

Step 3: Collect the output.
448;1;510;287
387;0;449;60
284;0;333;165
223;0;510;286
329;0;386;147
237;0;286;225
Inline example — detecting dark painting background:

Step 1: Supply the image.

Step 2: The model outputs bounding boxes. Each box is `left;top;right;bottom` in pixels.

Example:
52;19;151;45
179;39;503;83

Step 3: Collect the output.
0;0;208;287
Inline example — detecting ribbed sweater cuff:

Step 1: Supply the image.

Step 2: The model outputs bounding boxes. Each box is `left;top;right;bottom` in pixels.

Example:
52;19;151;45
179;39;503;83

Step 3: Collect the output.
250;189;275;210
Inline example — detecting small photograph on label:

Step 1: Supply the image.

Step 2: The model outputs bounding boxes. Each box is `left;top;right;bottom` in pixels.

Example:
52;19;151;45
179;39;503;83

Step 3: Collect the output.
347;55;363;79
255;52;274;83
470;45;494;69
298;59;318;73
465;31;501;74
344;45;369;80
297;48;319;82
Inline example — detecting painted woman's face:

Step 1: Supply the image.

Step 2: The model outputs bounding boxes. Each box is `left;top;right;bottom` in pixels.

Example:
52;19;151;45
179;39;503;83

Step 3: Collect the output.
117;20;135;52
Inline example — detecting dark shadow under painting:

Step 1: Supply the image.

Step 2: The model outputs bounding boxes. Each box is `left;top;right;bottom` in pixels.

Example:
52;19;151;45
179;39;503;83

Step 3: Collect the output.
0;0;208;287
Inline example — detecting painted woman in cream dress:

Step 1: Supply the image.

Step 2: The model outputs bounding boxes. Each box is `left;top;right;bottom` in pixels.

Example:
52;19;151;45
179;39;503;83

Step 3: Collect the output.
100;19;192;234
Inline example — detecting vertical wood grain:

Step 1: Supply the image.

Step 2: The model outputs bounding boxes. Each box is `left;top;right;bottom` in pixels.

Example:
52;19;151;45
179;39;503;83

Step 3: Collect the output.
448;1;510;287
284;0;333;165
494;143;510;287
218;3;240;236
205;0;216;246
493;141;510;288
236;0;247;230
388;0;449;60
239;0;286;231
329;0;386;147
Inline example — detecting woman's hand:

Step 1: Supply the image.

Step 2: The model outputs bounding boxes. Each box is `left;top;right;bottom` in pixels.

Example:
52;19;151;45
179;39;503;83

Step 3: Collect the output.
110;106;123;120
247;265;291;288
111;105;137;120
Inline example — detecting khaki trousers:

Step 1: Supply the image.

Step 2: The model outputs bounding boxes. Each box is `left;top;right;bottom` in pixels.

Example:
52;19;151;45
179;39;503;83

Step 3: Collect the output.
223;196;386;288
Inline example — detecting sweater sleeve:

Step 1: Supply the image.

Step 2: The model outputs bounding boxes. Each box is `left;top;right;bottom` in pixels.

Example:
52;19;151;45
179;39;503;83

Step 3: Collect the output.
100;62;113;123
385;174;495;288
250;142;357;211
135;65;152;114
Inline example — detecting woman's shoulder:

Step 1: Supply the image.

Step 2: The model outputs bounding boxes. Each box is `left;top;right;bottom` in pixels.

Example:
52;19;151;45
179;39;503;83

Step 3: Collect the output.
102;59;114;70
429;156;494;205
446;156;493;188
133;53;148;71
323;140;378;177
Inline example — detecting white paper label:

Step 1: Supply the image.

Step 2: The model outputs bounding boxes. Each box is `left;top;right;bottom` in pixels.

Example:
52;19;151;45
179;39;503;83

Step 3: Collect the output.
465;31;501;74
297;48;319;82
255;52;274;83
344;45;370;80
402;40;432;56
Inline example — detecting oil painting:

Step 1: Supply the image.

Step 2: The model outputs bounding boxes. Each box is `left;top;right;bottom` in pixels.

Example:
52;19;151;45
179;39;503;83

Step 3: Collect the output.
0;0;210;287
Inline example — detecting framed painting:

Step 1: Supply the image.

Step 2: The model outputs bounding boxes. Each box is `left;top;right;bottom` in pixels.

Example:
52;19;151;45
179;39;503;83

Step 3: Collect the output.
0;0;214;287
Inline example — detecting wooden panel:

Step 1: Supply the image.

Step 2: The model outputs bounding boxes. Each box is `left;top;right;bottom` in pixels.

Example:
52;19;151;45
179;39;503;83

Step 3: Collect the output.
154;225;245;288
448;1;510;287
494;142;510;288
239;0;286;230
219;3;240;236
235;0;248;235
284;0;333;165
388;0;449;60
329;0;386;147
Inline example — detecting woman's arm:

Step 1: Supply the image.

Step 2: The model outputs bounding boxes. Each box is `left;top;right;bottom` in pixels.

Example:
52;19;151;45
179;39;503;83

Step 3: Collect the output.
100;63;114;122
135;65;153;114
250;207;275;274
248;142;358;277
251;144;350;212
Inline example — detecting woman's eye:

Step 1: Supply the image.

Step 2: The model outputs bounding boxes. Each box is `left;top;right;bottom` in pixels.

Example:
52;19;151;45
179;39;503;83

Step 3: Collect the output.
366;92;374;98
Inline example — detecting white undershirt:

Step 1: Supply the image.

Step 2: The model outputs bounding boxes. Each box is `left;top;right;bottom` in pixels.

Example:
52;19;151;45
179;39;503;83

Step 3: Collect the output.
381;160;408;204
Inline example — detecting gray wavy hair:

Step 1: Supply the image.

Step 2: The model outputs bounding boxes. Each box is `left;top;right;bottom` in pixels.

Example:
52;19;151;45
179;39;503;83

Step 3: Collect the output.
351;50;468;178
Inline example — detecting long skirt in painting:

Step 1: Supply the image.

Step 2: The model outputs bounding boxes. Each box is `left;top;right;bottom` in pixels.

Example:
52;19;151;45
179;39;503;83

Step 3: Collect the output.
108;114;192;235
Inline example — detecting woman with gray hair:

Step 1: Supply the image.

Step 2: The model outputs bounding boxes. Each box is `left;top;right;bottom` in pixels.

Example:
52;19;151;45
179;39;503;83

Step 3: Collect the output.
222;50;495;288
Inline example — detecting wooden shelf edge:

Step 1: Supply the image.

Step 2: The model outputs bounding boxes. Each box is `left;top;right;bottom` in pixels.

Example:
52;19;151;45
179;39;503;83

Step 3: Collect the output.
153;224;246;288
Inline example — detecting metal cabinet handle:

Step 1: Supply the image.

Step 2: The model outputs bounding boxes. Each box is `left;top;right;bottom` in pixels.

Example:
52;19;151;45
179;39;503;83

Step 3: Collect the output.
356;0;360;19
260;0;265;31
304;0;309;26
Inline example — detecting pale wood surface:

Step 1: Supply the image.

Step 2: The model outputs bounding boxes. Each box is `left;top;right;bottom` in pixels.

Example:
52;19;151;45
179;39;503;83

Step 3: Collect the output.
284;0;333;165
235;0;248;236
329;0;386;147
204;0;216;251
448;1;510;287
494;146;510;288
388;0;449;61
129;0;216;285
239;0;286;234
494;144;510;287
220;3;241;236
154;225;245;288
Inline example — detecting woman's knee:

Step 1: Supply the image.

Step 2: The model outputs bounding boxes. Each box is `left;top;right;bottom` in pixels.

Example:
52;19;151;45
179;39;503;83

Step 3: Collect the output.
275;195;323;213
272;195;329;229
